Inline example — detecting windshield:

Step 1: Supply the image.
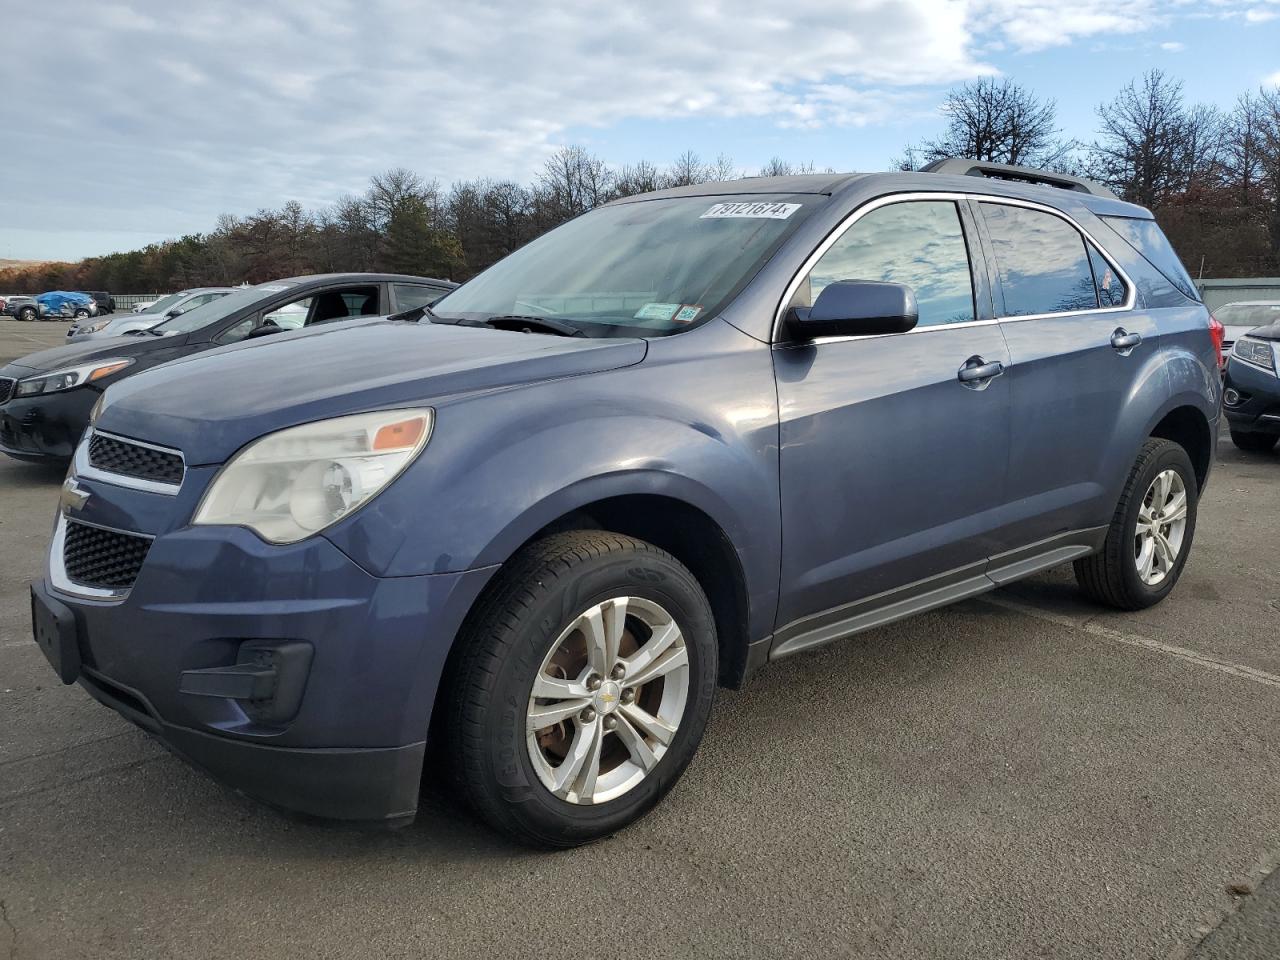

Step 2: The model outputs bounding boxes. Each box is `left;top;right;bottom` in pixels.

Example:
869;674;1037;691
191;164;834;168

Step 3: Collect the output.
432;194;820;337
151;282;297;334
1215;302;1280;328
145;293;185;314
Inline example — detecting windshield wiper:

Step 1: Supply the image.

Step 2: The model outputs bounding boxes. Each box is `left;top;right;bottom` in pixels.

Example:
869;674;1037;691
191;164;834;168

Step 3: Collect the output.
480;315;585;337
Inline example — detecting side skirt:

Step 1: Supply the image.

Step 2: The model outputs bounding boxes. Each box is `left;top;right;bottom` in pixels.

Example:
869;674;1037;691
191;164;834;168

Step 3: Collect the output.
768;526;1107;661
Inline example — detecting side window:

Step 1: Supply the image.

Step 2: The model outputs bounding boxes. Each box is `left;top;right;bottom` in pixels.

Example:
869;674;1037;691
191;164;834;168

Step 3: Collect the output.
392;283;447;311
264;299;310;329
1088;246;1127;308
980;204;1099;316
800;201;975;328
305;286;381;326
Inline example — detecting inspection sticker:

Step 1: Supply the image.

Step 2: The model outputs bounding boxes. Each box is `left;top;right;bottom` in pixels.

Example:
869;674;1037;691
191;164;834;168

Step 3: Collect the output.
634;302;681;321
673;305;702;323
700;201;801;220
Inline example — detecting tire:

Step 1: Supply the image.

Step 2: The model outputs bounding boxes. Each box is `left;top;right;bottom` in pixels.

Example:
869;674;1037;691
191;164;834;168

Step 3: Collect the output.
1230;429;1278;453
17;307;37;322
1074;438;1198;611
446;531;717;848
73;309;89;319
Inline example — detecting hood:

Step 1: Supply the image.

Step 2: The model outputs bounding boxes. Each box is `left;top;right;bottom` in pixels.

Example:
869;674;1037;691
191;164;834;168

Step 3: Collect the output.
97;319;647;465
73;314;165;339
1;334;166;374
1246;320;1280;342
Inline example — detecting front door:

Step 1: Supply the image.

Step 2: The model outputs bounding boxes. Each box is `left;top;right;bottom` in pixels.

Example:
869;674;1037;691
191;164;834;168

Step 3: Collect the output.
773;197;1012;647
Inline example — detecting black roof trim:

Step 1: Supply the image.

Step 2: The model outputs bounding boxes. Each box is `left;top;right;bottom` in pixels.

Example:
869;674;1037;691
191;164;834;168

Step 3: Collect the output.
922;158;1118;200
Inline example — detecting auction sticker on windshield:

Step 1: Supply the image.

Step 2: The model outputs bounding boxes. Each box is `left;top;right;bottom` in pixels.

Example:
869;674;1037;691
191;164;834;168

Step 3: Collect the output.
700;201;801;220
634;302;681;321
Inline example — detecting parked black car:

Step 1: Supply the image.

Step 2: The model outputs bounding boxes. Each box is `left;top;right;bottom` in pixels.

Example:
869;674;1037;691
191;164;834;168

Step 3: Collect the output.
0;273;454;462
1223;319;1280;452
83;291;116;315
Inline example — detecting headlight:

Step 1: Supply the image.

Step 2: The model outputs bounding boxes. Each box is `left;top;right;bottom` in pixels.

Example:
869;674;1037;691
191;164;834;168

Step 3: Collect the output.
15;358;134;397
1234;337;1276;372
193;409;434;544
79;319;111;334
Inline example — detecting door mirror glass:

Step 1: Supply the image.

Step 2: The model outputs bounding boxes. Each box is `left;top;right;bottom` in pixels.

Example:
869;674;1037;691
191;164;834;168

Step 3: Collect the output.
786;280;918;339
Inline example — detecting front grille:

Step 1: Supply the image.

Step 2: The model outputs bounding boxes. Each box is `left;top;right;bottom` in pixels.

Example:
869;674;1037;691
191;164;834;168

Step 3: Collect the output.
88;432;184;485
0;377;14;405
63;520;152;590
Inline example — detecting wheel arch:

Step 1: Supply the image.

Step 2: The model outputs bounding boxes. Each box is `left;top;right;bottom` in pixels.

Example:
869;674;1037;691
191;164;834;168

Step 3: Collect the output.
465;482;757;691
1147;401;1214;492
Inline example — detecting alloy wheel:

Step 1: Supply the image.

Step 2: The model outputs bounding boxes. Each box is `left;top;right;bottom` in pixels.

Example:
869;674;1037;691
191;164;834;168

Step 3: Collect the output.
1134;468;1187;586
526;596;689;805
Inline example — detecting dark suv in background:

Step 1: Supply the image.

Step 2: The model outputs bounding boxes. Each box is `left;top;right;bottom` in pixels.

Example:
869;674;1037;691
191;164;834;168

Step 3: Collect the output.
30;161;1220;848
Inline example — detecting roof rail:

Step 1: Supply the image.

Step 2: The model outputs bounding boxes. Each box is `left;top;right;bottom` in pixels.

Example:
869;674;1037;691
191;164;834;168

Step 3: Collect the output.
921;157;1117;200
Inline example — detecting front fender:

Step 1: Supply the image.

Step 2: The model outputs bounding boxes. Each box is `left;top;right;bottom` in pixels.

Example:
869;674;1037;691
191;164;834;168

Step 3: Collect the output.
321;320;782;637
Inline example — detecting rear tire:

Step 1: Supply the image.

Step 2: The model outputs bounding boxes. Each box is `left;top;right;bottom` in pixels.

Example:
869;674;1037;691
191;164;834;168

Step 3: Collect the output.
17;307;36;322
1230;430;1278;453
1074;438;1198;611
446;531;717;848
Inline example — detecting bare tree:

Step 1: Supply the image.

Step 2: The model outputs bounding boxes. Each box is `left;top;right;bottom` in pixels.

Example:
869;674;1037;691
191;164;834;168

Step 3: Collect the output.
1086;70;1221;208
1222;92;1268;204
665;150;706;187
910;78;1072;169
537;146;612;223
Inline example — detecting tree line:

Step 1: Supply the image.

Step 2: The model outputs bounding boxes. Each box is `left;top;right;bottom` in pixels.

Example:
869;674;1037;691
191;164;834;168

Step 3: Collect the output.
3;69;1279;295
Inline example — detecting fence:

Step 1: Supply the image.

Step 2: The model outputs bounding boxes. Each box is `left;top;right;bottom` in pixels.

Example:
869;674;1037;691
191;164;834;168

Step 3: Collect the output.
113;294;163;310
1196;278;1280;311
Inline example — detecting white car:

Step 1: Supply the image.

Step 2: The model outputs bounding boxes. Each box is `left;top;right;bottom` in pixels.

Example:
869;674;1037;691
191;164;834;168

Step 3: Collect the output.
69;288;235;340
1214;301;1280;362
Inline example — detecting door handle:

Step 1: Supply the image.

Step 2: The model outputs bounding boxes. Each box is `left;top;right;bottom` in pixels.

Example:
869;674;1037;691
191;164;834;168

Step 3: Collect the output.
957;357;1004;388
1111;329;1142;352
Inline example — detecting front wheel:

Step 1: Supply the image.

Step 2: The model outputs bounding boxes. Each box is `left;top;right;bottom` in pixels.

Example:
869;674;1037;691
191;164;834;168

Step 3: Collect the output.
17;307;37;322
73;309;90;319
446;531;717;848
1231;429;1278;453
1074;438;1198;610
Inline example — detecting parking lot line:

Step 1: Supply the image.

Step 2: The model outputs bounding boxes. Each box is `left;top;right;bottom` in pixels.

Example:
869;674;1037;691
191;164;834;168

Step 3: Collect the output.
982;594;1280;690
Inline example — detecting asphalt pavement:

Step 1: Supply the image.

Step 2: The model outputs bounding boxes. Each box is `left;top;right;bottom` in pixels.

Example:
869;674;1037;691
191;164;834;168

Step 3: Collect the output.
1;318;1278;958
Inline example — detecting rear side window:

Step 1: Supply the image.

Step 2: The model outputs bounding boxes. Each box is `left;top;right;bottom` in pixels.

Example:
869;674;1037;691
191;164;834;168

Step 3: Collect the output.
1101;216;1199;301
799;200;976;328
1088;246;1127;308
981;203;1099;316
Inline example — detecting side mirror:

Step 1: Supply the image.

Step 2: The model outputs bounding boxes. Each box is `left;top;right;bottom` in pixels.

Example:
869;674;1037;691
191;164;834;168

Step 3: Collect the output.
166;308;182;318
245;323;284;340
786;280;918;340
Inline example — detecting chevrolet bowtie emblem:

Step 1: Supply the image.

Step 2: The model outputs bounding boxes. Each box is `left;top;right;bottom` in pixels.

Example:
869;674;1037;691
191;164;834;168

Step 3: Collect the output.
59;478;90;515
599;693;616;703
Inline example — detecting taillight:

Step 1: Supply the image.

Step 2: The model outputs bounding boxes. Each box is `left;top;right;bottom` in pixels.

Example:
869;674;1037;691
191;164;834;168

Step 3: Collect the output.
1209;314;1225;370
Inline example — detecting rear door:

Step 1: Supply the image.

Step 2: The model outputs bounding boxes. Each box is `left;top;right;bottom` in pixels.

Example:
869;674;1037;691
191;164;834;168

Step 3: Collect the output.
976;199;1153;548
773;195;1012;644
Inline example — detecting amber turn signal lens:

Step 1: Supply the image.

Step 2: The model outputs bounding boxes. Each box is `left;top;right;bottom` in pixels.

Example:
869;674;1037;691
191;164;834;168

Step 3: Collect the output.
88;360;132;382
372;416;428;451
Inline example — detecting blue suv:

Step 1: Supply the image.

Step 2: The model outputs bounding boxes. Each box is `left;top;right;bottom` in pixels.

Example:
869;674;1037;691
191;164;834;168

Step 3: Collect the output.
30;160;1221;847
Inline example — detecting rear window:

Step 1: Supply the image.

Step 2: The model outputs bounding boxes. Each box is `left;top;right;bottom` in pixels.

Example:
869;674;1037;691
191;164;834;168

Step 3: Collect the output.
1101;216;1199;302
1214;302;1280;327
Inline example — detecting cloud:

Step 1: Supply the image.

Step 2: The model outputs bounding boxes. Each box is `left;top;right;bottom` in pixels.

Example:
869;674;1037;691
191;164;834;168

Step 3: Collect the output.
1266;70;1280;86
0;0;1191;258
1160;40;1187;50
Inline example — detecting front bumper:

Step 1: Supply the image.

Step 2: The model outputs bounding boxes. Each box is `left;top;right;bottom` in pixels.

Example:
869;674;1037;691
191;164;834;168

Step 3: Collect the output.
0;386;98;462
1224;359;1280;436
34;483;495;824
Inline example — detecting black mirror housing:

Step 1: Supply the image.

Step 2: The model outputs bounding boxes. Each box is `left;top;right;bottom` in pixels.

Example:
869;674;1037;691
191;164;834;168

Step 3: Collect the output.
786;280;918;340
245;323;285;340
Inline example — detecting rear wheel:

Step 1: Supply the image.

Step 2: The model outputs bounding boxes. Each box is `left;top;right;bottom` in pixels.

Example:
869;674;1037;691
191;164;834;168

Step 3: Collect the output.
1230;429;1278;453
1074;438;1198;610
446;531;717;848
73;308;90;320
17;307;36;322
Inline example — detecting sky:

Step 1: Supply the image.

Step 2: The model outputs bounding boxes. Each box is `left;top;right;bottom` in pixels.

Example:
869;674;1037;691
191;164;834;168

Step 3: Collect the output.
1;0;1278;263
